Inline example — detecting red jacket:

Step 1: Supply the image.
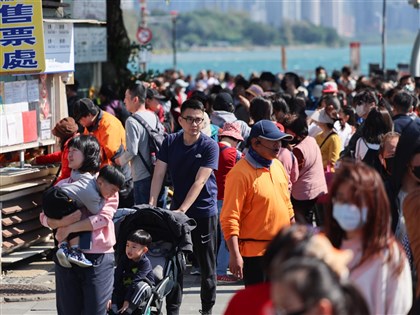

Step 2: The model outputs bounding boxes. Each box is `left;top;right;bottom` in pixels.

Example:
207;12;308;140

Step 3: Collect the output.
224;282;273;315
35;137;74;183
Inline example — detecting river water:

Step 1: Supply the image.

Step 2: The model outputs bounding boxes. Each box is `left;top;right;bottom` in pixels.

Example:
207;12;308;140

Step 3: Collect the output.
147;44;414;78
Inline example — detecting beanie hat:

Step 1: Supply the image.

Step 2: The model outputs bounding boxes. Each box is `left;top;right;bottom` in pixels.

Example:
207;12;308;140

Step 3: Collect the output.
52;117;78;140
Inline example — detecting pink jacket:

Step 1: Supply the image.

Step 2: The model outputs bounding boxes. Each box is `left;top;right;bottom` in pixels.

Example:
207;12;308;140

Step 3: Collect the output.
277;147;299;191
291;136;327;200
40;177;118;254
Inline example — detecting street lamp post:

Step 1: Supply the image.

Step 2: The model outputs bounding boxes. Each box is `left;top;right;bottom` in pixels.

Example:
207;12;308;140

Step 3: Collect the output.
170;10;178;70
382;0;387;72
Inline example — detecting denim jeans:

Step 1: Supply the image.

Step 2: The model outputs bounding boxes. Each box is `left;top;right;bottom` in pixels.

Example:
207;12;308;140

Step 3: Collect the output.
133;177;168;208
216;200;230;275
133;177;151;206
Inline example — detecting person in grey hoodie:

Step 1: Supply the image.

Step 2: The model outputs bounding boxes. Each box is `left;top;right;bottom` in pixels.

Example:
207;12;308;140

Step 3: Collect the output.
210;92;250;143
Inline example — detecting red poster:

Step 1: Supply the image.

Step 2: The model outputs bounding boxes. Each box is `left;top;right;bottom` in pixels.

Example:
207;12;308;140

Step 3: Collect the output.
22;110;38;143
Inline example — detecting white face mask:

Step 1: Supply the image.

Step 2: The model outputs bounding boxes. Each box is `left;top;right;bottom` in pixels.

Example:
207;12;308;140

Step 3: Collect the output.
333;203;368;231
355;104;368;118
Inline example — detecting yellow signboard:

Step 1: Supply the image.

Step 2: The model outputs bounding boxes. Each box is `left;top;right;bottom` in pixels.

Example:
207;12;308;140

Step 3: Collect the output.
0;0;45;74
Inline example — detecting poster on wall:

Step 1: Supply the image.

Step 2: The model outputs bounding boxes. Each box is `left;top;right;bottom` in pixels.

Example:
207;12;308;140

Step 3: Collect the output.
1;78;41;147
43;22;74;73
0;0;46;74
74;27;107;63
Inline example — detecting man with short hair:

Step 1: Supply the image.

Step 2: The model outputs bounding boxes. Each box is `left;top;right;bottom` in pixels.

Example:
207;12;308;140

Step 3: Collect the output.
149;99;219;315
73;98;133;208
114;82;163;206
393;90;420;133
221;120;295;287
306;66;328;109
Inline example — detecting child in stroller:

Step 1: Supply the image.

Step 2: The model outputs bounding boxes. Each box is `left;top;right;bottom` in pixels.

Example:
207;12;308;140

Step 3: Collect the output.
112;204;196;315
111;229;155;314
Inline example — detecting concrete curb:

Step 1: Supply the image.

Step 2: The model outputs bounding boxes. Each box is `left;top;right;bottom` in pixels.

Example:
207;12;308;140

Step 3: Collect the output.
3;293;56;303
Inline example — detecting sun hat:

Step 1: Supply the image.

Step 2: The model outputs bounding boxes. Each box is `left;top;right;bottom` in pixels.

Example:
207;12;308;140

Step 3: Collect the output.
245;84;264;97
219;122;244;141
249;120;293;141
174;79;189;88
311;108;335;124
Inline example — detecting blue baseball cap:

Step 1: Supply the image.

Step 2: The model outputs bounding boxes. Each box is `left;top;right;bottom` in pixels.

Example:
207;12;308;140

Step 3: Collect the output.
249;120;293;141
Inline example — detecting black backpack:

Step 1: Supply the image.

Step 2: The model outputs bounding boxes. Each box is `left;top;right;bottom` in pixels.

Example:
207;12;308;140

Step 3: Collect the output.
131;114;172;186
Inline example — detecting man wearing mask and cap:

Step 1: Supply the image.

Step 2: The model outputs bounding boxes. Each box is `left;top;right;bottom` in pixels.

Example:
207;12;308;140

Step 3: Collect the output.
220;120;295;287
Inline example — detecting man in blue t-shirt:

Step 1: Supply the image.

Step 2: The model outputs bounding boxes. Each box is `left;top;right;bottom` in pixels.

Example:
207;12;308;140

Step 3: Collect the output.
149;99;219;315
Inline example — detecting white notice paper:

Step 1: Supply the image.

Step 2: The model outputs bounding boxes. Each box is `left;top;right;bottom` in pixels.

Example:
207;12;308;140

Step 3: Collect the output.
12;81;28;103
4;81;29;104
4;82;15;104
40;119;51;130
41;129;52;140
0;115;8;147
3;102;29;115
27;80;40;102
6;113;24;145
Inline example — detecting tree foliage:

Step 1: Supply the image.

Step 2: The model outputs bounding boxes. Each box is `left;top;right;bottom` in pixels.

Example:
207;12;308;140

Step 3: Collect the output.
146;9;344;49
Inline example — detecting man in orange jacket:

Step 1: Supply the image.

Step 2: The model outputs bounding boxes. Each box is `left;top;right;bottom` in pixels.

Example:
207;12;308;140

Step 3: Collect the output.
220;120;295;286
73;98;133;208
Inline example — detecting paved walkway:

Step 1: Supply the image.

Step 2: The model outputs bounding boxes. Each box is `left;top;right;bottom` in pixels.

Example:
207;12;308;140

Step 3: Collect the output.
0;257;243;315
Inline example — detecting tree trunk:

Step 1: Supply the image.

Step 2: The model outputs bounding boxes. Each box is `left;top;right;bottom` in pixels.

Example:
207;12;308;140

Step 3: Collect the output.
104;0;132;97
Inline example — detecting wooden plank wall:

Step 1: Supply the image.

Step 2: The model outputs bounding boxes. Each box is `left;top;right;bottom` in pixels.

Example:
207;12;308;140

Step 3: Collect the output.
1;191;51;254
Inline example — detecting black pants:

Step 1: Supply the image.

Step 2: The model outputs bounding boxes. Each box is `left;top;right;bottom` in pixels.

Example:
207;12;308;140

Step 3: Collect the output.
291;196;317;225
166;215;217;314
243;256;265;287
192;215;217;312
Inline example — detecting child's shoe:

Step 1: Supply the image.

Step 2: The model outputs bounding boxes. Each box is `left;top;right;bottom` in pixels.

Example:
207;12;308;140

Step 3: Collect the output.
68;248;93;267
56;243;72;268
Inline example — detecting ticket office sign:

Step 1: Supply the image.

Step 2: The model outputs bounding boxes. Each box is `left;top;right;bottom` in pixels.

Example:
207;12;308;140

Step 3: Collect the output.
0;0;45;74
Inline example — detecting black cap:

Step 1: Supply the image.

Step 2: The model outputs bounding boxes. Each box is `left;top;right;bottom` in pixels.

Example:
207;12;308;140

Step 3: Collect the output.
249;120;293;141
146;88;165;100
214;92;234;111
73;98;98;121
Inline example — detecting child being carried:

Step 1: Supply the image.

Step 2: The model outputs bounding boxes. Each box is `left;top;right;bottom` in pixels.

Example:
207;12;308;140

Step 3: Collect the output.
43;165;125;268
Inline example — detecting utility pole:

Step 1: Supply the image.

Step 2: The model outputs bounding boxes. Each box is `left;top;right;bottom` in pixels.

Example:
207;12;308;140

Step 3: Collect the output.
381;0;387;72
140;0;147;72
170;11;178;70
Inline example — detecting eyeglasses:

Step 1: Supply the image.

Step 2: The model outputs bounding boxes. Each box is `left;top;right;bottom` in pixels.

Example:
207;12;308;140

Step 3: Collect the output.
181;116;204;125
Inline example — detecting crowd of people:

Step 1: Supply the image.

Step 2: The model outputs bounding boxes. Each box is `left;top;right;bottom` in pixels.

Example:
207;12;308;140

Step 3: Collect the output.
36;65;420;315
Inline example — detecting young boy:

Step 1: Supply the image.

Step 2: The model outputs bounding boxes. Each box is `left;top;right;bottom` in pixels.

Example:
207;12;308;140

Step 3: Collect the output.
43;165;125;268
111;229;155;314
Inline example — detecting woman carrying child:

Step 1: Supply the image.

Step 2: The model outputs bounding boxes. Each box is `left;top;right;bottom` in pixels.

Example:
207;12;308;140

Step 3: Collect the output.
40;134;120;315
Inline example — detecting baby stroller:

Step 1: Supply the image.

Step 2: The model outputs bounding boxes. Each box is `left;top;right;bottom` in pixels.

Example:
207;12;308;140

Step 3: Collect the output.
113;204;196;315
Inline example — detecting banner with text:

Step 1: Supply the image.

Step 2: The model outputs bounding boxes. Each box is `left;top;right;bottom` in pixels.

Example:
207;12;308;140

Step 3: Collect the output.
0;0;45;74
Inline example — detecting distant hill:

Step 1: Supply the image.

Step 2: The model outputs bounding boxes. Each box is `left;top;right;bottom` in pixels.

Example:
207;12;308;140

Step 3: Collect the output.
123;9;345;51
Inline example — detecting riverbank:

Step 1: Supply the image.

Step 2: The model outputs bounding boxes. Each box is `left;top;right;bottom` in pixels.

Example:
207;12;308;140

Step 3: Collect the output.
148;43;413;77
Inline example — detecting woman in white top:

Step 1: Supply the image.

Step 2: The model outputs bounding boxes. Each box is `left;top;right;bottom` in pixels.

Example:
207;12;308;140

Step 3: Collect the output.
324;160;412;315
334;106;356;152
354;108;393;172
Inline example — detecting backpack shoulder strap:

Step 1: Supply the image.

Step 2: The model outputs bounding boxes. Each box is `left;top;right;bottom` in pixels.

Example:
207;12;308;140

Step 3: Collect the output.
220;145;242;163
131;113;155;136
130;114;153;174
319;131;335;149
235;150;242;162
